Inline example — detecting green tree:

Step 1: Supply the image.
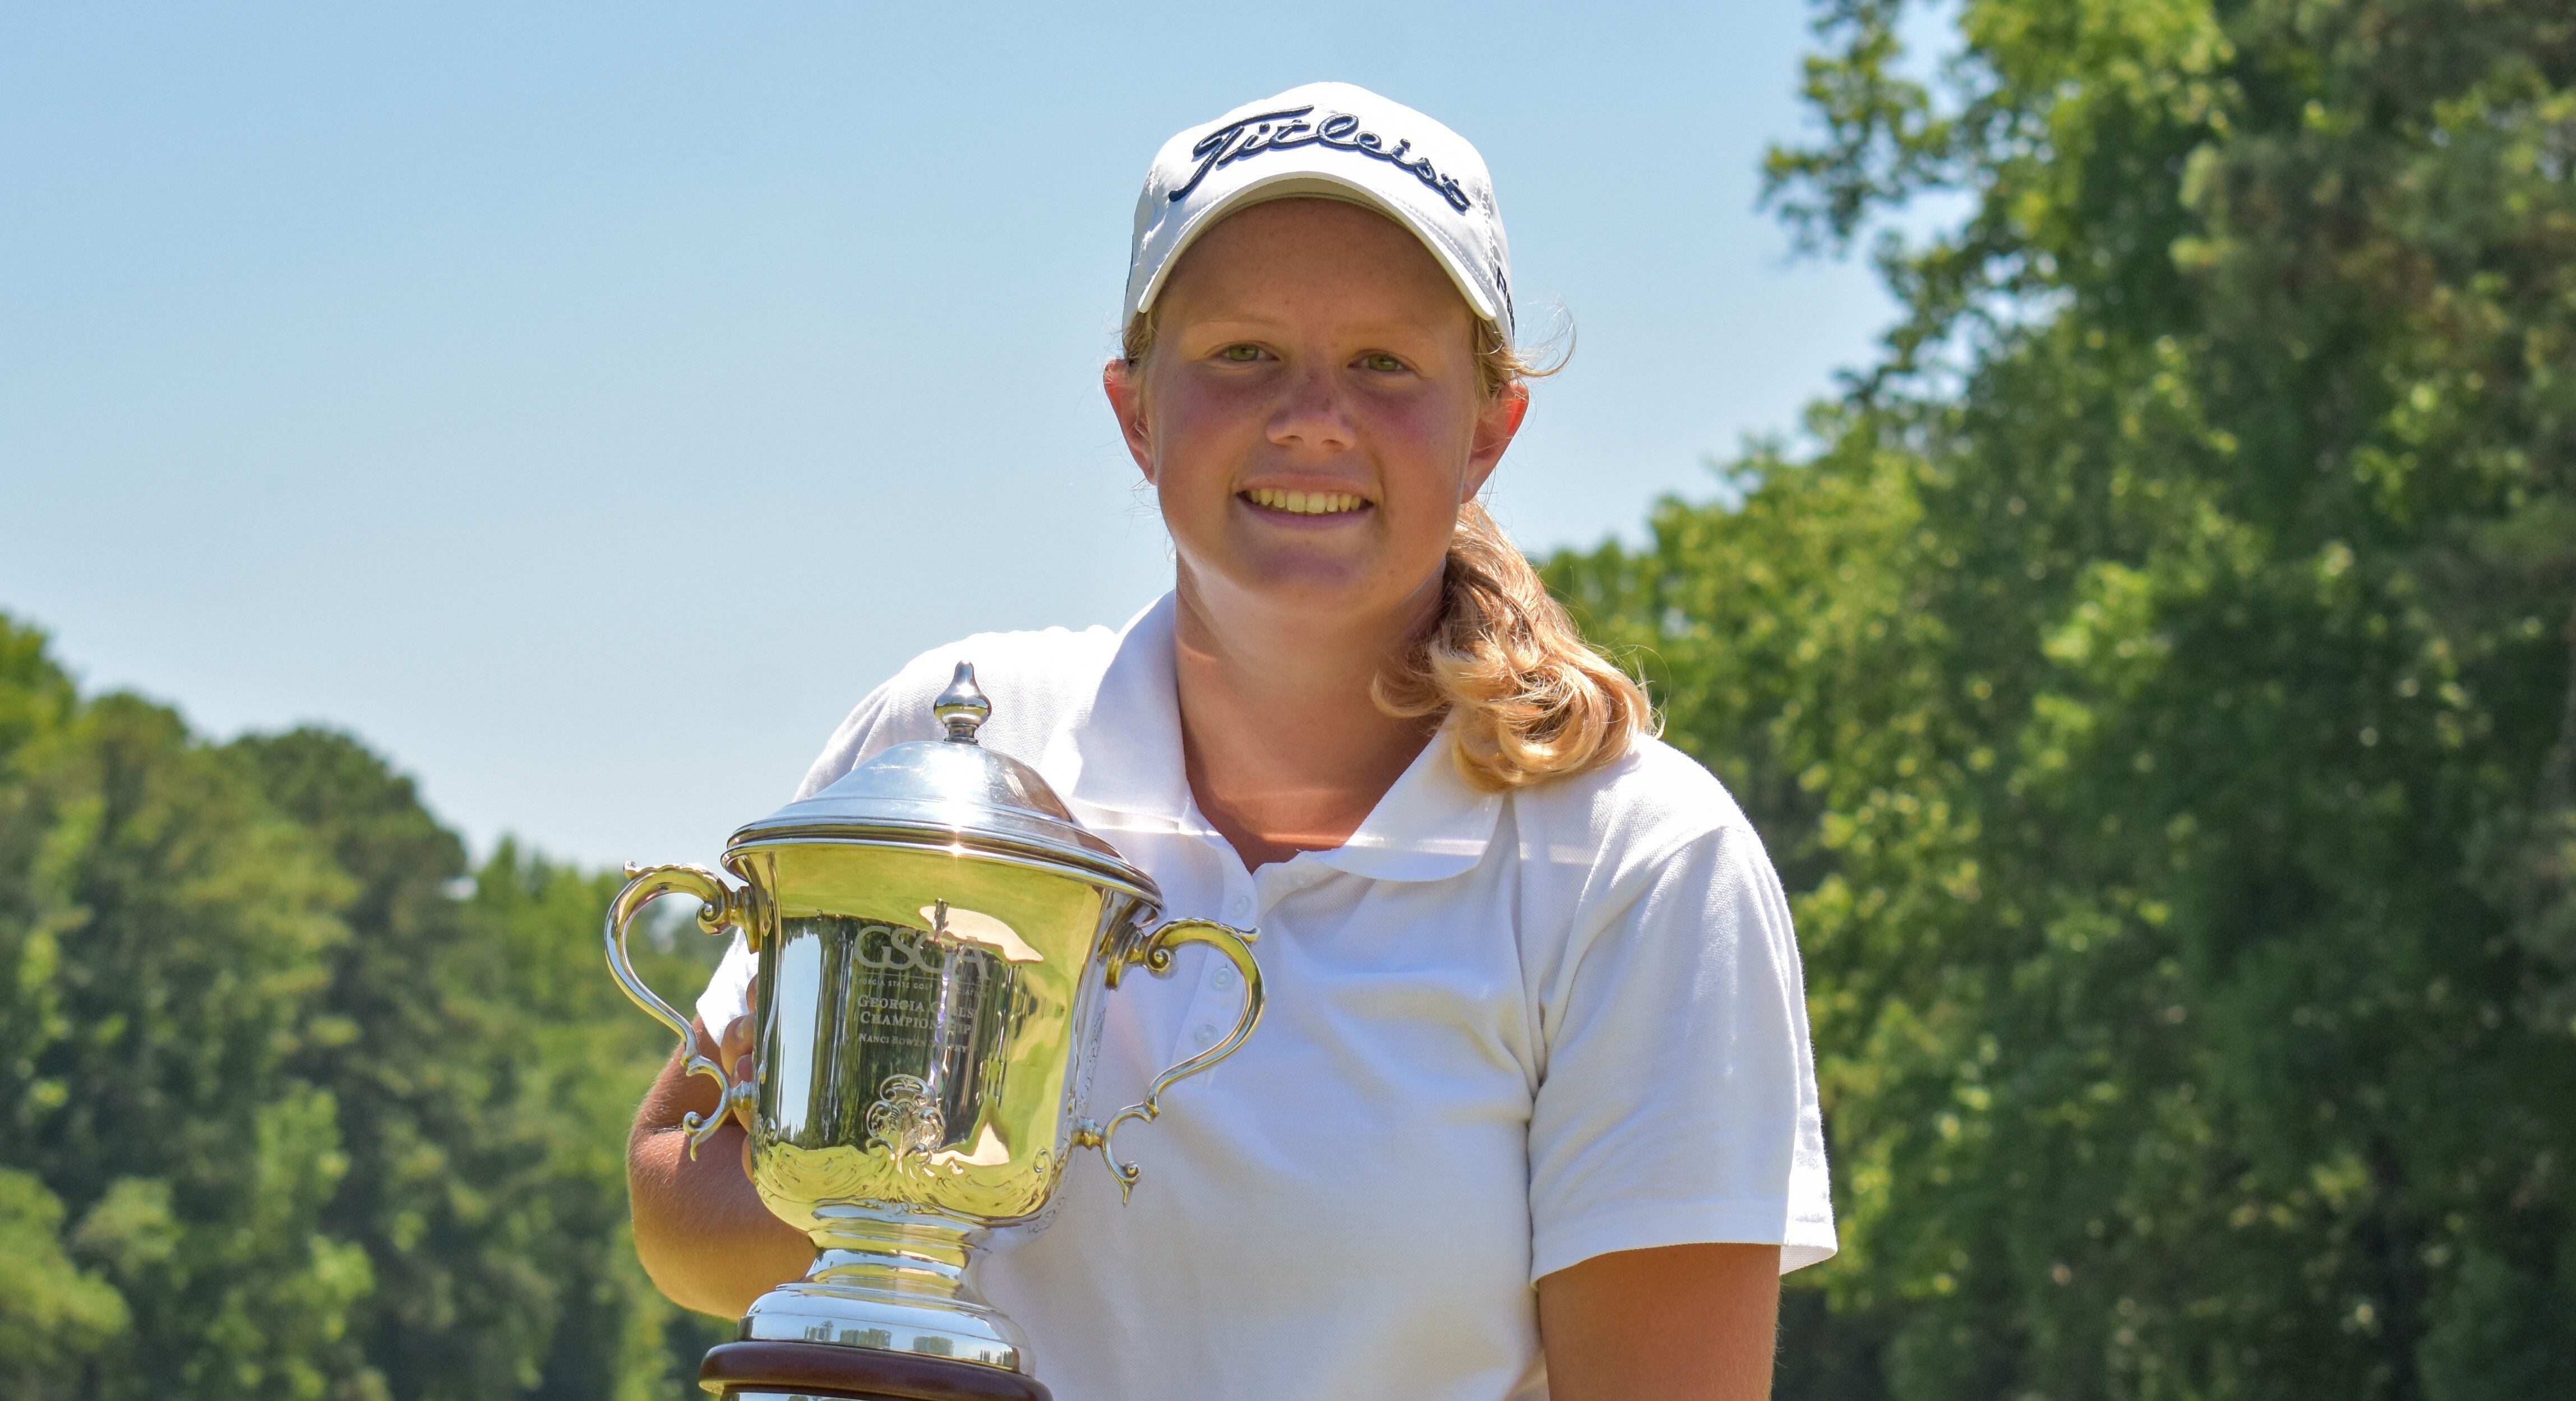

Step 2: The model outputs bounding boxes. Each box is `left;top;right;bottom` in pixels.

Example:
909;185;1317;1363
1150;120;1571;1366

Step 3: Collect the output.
0;619;373;1399
0;1167;129;1397
233;730;575;1400
0;616;720;1398
1550;1;2576;1396
223;729;727;1400
467;840;733;1401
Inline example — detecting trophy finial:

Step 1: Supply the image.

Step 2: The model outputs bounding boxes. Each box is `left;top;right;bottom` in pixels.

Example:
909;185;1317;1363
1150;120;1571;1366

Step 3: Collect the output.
933;661;991;742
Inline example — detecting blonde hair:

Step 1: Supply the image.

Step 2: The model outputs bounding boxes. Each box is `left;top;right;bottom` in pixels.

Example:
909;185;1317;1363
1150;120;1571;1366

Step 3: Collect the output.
1121;309;1658;792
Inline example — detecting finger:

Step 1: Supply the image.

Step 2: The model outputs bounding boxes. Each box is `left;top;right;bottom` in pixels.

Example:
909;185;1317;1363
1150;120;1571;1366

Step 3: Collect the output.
731;1053;758;1130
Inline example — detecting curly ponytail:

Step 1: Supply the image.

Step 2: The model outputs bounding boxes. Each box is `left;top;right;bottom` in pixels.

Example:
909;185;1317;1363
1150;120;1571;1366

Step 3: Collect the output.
1122;309;1657;792
1370;493;1656;791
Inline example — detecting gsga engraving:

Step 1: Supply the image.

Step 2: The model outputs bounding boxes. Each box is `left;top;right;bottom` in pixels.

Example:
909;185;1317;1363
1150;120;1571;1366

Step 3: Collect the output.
772;911;1029;1157
844;917;995;1051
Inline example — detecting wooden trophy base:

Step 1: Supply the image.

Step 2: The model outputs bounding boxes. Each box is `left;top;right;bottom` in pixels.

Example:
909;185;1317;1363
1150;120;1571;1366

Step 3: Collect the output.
700;1340;1055;1401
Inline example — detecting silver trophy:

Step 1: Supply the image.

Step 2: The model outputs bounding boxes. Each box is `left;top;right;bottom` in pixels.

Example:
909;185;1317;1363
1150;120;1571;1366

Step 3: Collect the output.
606;664;1263;1400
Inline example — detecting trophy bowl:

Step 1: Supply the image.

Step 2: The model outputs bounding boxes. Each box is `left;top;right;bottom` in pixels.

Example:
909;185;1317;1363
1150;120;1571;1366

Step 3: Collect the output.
606;663;1263;1400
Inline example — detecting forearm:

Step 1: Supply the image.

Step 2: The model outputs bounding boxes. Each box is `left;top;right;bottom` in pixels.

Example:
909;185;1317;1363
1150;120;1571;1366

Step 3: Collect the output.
626;1028;812;1318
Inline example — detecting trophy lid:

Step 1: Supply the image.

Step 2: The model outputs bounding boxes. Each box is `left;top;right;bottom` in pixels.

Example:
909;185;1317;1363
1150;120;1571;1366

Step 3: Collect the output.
726;662;1158;901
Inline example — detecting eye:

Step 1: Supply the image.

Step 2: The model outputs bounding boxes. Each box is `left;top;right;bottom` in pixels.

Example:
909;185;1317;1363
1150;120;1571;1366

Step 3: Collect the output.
1358;353;1407;373
1218;343;1264;363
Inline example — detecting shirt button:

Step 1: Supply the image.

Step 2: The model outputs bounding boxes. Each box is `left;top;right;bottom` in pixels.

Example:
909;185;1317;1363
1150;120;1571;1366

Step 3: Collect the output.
1192;1024;1218;1048
1228;895;1251;918
1211;967;1236;991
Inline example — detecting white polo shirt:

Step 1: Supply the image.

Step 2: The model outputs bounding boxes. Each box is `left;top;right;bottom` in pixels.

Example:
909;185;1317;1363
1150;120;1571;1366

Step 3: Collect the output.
697;593;1835;1401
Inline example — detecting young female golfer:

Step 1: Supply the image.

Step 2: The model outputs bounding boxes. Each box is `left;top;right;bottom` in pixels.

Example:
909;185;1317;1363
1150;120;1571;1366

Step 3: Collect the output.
629;82;1834;1401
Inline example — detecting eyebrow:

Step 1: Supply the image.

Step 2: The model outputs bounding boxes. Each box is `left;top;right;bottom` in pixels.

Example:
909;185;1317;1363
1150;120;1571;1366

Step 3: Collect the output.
1171;312;1466;343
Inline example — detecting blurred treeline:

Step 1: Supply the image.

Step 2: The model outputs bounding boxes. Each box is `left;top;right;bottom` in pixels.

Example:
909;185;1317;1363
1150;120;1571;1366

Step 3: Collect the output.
1544;0;2575;1397
0;617;729;1398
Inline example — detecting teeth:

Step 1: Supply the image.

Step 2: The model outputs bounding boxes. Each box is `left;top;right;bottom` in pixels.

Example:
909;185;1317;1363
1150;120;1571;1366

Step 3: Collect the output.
1245;488;1368;515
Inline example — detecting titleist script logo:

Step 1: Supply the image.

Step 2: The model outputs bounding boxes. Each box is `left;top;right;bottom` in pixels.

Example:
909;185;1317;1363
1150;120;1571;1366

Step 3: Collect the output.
1171;104;1475;214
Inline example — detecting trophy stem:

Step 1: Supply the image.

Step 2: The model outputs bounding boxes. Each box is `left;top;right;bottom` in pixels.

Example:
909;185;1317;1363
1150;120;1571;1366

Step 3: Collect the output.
737;1206;1032;1375
808;1211;976;1297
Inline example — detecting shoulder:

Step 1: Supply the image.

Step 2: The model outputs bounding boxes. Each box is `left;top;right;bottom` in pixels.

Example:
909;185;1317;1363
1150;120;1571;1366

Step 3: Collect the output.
1504;733;1803;1024
792;622;1123;799
1497;730;1783;952
1507;730;1757;880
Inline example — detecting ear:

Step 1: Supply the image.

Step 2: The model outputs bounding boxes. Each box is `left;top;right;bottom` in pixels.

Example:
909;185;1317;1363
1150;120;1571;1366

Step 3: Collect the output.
1102;358;1155;483
1461;378;1529;501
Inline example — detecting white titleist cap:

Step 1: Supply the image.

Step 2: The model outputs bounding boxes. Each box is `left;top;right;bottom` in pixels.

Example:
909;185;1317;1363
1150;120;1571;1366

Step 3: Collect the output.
1124;81;1515;340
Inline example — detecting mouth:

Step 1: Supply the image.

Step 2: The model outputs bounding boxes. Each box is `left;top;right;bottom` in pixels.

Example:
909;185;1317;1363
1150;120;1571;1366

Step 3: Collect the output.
1240;487;1374;518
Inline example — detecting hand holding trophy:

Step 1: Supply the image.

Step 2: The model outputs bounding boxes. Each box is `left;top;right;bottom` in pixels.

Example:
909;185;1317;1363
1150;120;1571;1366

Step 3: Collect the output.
606;663;1263;1400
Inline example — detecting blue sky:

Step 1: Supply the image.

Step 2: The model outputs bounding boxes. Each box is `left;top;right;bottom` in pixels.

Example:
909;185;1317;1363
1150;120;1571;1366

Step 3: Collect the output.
2;2;1909;867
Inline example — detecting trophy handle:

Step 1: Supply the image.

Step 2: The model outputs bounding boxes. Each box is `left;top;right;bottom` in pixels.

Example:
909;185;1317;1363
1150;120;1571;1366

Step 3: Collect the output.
1074;917;1266;1204
604;862;761;1159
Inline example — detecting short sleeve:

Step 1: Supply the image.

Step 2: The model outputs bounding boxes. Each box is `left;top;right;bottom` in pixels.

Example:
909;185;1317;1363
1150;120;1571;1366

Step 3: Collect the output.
1526;825;1836;1279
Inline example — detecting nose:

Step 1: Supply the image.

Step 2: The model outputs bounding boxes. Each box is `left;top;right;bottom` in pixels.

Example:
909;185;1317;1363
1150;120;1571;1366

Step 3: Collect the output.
1266;364;1356;453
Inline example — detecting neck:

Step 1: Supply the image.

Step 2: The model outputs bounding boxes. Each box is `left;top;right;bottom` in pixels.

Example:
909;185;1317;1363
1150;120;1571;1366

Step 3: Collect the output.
1169;566;1444;871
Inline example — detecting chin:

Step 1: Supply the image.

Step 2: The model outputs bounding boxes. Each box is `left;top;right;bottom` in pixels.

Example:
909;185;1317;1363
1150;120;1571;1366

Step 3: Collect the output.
1207;556;1430;623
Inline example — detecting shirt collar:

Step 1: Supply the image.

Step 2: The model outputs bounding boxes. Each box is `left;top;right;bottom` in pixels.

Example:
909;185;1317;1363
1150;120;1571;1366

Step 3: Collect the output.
1303;720;1502;883
1042;591;1502;883
1041;593;1193;827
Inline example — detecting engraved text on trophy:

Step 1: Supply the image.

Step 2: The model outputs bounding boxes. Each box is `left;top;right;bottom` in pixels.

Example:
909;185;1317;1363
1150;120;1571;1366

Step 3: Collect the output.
760;907;1034;1164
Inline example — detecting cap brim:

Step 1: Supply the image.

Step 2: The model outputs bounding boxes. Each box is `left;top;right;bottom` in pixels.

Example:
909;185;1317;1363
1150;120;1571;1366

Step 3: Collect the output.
1131;169;1504;329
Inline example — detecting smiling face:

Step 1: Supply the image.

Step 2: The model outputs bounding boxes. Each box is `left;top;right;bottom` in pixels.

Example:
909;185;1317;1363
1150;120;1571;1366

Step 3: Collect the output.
1106;197;1527;635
